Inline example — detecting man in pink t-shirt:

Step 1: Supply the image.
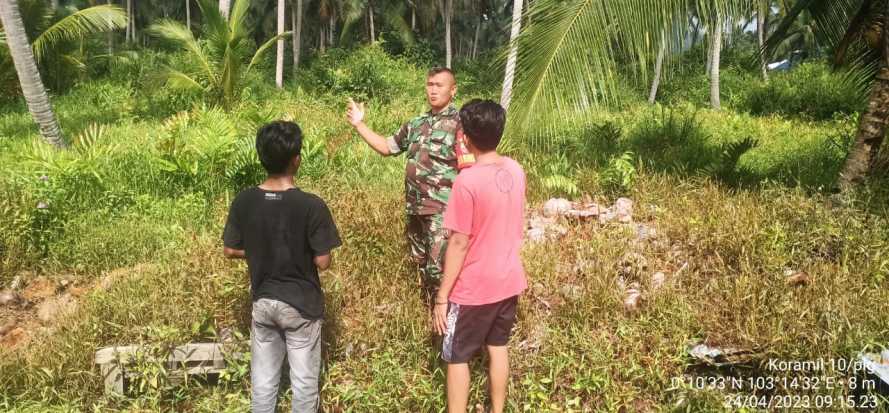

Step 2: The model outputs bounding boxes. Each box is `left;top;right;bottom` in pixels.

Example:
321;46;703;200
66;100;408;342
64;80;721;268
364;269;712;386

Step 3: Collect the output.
432;99;527;413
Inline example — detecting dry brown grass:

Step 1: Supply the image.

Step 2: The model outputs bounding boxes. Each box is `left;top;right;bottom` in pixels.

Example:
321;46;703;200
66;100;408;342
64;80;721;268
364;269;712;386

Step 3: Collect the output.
2;171;888;412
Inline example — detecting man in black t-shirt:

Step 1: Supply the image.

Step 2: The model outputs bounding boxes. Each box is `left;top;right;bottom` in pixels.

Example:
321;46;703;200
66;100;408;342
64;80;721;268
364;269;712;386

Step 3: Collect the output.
223;121;341;413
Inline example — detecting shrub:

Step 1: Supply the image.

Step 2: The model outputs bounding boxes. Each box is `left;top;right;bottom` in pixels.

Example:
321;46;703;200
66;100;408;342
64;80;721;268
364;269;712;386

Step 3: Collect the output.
532;152;580;197
600;151;637;193
567;121;623;166
399;38;437;69
301;44;424;103
54;81;137;130
629;108;715;174
740;62;866;120
702;136;760;187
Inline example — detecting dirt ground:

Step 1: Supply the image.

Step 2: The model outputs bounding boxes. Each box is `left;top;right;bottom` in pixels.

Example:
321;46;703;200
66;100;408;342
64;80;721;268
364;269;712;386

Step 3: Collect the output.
0;265;153;352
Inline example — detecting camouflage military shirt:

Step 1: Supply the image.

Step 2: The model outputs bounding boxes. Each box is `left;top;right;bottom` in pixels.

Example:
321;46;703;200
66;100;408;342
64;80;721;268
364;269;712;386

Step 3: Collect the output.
386;104;459;215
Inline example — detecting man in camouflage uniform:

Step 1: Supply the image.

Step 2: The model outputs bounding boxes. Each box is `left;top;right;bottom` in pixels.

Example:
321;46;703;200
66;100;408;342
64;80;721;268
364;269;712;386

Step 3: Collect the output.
346;67;459;300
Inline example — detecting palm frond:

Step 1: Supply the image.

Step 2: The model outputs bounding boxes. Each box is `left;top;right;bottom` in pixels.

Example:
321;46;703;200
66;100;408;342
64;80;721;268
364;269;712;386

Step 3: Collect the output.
765;0;864;61
162;69;207;92
16;0;54;41
60;53;87;74
247;31;293;74
833;0;878;66
509;0;676;142
507;0;754;144
31;5;128;63
338;0;368;44
381;1;414;46
148;19;215;81
197;0;229;48
228;0;253;41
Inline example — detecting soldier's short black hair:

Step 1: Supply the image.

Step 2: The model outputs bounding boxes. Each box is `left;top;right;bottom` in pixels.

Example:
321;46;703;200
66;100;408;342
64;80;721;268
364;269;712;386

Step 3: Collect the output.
427;67;456;82
459;99;505;152
256;121;302;174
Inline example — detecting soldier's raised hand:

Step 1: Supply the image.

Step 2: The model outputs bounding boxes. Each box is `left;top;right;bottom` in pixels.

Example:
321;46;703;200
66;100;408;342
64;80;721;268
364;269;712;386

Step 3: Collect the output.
346;98;366;126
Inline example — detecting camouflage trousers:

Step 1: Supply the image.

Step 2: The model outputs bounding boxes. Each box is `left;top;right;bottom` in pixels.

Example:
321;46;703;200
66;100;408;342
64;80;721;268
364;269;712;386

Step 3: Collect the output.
406;213;449;299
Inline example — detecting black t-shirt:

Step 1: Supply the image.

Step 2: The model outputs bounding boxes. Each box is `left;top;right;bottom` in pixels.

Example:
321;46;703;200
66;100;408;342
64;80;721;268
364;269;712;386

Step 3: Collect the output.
223;187;341;320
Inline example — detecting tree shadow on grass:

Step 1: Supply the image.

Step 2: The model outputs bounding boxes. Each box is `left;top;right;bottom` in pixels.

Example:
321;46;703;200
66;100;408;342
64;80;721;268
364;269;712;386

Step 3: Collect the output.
545;108;850;194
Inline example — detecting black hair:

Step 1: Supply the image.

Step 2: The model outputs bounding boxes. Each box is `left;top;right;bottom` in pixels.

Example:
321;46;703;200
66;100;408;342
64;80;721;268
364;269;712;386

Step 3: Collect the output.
459;99;505;152
427;67;456;82
256;121;302;174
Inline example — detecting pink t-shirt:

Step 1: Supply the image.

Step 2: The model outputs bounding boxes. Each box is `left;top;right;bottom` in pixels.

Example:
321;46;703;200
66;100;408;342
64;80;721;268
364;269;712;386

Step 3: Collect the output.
443;156;528;305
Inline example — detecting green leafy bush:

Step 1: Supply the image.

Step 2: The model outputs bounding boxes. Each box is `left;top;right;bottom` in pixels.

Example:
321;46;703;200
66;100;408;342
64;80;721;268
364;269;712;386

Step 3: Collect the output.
532;152;580;197
629;108;715;174
302;44;424;103
600;151;637;193
740;62;865;120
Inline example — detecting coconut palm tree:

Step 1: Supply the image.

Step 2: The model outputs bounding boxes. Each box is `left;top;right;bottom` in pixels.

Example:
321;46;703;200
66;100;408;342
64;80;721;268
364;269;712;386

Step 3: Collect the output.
276;0;285;88
770;6;818;60
649;30;667;104
757;0;769;80
316;0;334;49
505;0;751;142
149;0;289;108
439;0;452;66
339;0;411;46
0;0;64;147
709;9;724;109
1;1;127;95
766;0;888;190
291;0;303;74
500;0;522;110
0;1;126;148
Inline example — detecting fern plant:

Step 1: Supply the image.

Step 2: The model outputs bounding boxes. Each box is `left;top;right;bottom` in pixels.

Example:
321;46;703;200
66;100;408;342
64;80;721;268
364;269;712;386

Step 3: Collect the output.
600;151;637;193
537;152;580;197
702;136;759;187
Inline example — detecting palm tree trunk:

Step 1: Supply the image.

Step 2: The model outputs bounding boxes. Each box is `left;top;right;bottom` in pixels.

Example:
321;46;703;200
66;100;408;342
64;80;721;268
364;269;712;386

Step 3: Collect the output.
472;17;481;59
126;0;133;43
276;0;285;88
690;18;700;48
837;6;889;191
709;16;722;110
319;24;326;53
131;0;137;43
186;0;191;30
500;0;523;111
0;0;66;148
219;0;231;20
292;0;302;74
411;5;416;31
456;30;461;60
837;68;889;191
107;0;114;53
705;34;712;72
649;31;666;104
328;9;334;46
443;0;452;67
368;2;375;42
758;0;768;81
